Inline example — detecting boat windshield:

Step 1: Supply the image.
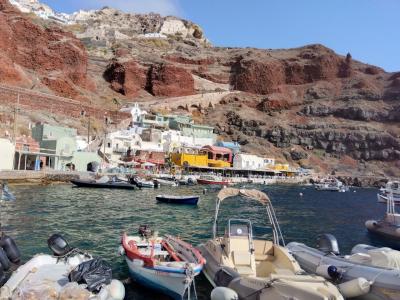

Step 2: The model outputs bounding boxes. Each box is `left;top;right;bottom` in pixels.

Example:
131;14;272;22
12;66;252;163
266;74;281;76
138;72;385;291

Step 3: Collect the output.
227;219;252;238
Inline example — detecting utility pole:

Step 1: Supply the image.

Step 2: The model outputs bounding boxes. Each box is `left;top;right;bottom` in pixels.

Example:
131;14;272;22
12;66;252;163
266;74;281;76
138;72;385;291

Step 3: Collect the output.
87;115;91;144
13;93;20;145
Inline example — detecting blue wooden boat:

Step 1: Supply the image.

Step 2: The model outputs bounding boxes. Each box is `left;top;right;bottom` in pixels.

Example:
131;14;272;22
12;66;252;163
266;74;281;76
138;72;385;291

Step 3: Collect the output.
156;194;199;205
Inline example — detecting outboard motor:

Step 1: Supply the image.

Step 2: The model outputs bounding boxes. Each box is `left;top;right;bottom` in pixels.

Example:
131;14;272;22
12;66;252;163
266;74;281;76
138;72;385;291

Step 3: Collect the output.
47;234;72;257
0;234;21;264
316;234;340;255
138;225;152;238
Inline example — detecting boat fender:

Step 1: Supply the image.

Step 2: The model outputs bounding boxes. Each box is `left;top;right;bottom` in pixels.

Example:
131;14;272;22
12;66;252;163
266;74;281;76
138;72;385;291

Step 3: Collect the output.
211;287;239;300
0;265;6;286
365;220;378;229
337;277;371;298
97;279;125;300
0;235;21;264
315;265;342;281
0;248;10;271
118;245;125;256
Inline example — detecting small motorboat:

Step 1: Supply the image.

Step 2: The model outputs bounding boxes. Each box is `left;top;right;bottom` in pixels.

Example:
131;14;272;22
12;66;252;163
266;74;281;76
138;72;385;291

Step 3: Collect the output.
0;183;15;201
377;181;400;204
197;175;232;186
155;176;178;187
120;225;205;300
130;176;157;188
198;188;343;300
178;176;197;186
0;234;125;300
366;192;400;243
71;176;136;189
156;195;199;205
314;177;346;191
287;234;400;300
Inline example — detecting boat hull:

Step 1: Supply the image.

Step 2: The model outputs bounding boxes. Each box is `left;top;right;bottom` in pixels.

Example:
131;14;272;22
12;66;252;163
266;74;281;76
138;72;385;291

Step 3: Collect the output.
156;196;199;205
125;257;192;300
71;179;136;190
197;179;229;185
198;243;342;300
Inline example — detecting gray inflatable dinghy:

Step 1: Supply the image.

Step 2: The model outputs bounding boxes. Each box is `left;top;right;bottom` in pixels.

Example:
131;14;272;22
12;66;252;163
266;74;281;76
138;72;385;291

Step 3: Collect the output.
287;234;400;300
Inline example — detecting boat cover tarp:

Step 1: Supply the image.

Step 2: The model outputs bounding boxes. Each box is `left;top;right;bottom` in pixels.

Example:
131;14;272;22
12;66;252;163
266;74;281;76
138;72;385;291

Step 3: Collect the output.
217;188;270;205
368;248;400;270
68;258;112;292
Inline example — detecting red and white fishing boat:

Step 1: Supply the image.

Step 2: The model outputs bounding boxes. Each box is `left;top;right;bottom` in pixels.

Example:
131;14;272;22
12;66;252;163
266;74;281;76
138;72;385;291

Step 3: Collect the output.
196;175;232;186
120;226;205;300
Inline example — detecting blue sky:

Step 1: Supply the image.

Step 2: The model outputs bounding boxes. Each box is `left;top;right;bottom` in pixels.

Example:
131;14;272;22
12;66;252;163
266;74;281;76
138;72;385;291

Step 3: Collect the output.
42;0;399;71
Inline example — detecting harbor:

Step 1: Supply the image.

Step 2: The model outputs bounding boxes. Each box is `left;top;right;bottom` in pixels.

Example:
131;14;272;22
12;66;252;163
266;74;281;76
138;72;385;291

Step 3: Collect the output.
0;182;390;299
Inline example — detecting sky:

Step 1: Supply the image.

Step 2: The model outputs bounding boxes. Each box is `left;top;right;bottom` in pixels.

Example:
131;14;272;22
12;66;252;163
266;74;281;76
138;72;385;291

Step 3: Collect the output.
42;0;399;71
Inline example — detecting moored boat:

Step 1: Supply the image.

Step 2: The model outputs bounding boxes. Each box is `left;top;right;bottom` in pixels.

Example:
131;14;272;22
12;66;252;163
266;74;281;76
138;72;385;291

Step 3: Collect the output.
156;195;199;205
366;191;400;243
0;183;15;201
314;177;346;191
287;234;400;300
0;234;125;300
71;176;136;189
377;181;400;204
120;225;205;300
197;188;343;300
197;175;232;186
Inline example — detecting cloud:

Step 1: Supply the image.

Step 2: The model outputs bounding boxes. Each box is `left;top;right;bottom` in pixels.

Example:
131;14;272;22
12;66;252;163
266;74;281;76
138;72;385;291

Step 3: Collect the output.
76;0;182;16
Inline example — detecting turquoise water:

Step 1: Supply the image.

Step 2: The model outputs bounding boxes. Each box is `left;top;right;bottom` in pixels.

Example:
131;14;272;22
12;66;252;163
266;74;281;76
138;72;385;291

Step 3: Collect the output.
0;184;384;299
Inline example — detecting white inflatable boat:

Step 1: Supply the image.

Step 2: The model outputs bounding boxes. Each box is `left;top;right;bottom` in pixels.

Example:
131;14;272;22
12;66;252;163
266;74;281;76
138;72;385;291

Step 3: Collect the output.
0;234;125;300
287;235;400;300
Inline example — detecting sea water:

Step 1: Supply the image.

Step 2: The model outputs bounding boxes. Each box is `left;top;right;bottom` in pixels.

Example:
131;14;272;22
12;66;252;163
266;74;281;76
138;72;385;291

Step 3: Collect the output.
0;184;383;299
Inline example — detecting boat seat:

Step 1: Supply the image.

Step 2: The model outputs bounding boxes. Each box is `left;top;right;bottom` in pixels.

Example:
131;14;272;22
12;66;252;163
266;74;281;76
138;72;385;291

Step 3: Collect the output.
233;251;255;275
253;240;274;261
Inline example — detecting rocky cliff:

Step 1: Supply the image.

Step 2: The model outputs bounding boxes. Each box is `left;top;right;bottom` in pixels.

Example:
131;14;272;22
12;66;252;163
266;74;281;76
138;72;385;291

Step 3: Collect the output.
1;0;399;177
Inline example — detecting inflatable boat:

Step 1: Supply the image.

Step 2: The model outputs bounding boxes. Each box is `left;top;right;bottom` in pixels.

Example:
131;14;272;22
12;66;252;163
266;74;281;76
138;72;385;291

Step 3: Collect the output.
71;176;136;189
287;235;400;300
0;234;125;300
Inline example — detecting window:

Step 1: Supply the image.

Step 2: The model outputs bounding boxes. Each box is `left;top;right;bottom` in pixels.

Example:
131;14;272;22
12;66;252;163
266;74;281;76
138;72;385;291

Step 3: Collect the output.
107;143;111;148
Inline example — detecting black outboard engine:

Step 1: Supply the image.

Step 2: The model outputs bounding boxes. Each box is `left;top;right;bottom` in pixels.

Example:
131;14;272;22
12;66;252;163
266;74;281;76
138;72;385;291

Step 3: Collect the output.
316;234;340;255
48;234;72;256
0;234;21;264
138;225;152;238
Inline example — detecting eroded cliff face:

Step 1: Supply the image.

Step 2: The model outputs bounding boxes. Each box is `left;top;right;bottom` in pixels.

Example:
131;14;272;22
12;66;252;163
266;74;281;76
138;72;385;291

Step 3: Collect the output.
1;0;399;176
0;0;92;98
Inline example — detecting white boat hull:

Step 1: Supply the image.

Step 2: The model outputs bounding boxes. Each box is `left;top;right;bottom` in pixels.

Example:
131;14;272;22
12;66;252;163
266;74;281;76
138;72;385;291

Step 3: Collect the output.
126;257;195;300
0;254;124;300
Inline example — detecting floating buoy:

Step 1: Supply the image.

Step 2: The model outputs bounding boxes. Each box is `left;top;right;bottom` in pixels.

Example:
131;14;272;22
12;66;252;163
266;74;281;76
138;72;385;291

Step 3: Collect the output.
299;192;303;197
353;190;357;193
211;287;239;300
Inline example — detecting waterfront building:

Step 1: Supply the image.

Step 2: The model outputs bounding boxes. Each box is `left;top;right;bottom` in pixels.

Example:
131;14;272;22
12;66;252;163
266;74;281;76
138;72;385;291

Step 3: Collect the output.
104;129;142;162
30;123;101;171
170;147;208;168
233;153;267;170
161;130;214;153
0;138;15;170
201;145;232;168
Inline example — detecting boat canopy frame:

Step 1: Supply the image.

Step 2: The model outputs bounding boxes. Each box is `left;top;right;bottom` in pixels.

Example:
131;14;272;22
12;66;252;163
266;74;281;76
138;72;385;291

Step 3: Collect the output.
213;188;285;245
